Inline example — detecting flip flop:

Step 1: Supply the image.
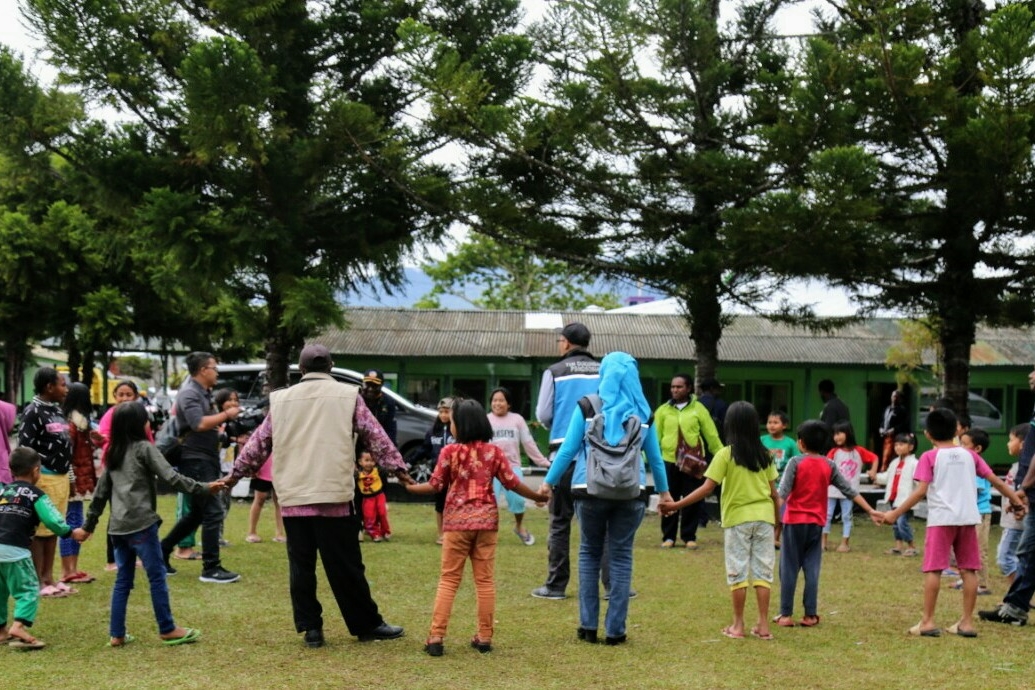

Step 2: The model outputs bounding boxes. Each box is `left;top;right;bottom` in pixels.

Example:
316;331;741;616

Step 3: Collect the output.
946;623;978;638
9;635;46;650
108;634;136;648
63;571;96;584
54;581;78;595
907;623;941;637
750;627;775;640
272;536;287;543
245;535;262;543
799;615;820;627
39;584;68;598
162;628;201;646
173;551;203;560
774;616;796;628
721;626;745;639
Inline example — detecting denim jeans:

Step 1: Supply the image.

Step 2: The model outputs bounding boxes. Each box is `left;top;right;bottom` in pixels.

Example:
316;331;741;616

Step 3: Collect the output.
110;522;176;637
823;498;853;538
1002;508;1035;615
892;513;913;544
998;526;1023;577
574;497;645;638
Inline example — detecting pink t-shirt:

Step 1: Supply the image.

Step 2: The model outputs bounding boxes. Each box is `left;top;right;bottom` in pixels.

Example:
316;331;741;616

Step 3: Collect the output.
487;412;549;472
97;403;156;460
914;446;994;527
256;454;274;482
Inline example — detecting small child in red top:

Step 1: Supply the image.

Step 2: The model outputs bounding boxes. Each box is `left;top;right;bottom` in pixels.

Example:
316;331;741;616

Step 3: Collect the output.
357;450;391;542
406;399;542;657
776;421;881;628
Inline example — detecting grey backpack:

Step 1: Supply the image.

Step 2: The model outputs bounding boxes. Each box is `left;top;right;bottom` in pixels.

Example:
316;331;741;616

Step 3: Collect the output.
578;395;646;500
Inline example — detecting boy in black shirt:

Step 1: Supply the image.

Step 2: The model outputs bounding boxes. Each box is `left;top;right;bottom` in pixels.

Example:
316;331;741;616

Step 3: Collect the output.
0;448;87;649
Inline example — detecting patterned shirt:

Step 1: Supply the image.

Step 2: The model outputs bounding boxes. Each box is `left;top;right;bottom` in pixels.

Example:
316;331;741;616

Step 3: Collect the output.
18;397;71;474
233;395;404;517
430;441;520;531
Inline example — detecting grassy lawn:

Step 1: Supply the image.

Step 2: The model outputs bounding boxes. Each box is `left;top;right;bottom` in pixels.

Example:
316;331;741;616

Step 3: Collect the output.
5;497;1033;689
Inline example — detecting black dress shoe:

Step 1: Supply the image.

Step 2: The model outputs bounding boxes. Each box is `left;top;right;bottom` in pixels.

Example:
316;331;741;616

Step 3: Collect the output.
424;641;444;656
358;622;404;641
577;627;598;644
304;629;324;648
604;634;627;646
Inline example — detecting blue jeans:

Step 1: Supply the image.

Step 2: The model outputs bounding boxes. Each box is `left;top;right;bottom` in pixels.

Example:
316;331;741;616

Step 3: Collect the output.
110;522;176;637
998;527;1023;577
574;497;645;638
823;498;853;538
1003;509;1035;615
892;513;913;544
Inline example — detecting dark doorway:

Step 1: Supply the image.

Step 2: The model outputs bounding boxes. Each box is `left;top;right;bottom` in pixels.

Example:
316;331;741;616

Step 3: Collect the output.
498;378;533;420
453;378;488;407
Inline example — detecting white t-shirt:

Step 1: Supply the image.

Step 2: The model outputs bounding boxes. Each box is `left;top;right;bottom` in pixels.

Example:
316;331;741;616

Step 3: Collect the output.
914;446;993;527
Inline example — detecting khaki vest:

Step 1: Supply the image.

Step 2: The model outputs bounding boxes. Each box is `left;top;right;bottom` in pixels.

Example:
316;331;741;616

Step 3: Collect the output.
270;372;358;507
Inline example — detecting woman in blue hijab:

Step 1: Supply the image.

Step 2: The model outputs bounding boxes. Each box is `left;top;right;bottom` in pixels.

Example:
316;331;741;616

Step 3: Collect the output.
541;352;672;645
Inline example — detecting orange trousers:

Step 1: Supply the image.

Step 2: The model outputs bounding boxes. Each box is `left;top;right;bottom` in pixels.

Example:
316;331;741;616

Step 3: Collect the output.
429;530;498;642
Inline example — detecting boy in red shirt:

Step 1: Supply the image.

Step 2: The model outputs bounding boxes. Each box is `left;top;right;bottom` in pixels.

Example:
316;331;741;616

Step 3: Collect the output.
775;420;882;627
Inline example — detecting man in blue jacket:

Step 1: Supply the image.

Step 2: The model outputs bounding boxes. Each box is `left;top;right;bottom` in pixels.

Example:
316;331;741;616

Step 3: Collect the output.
531;323;601;600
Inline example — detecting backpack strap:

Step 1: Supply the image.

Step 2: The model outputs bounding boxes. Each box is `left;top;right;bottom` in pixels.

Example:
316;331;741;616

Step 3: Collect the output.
578;394;602;419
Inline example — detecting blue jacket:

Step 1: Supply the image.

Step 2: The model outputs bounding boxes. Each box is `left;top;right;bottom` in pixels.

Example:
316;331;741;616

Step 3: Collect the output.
537;349;600;447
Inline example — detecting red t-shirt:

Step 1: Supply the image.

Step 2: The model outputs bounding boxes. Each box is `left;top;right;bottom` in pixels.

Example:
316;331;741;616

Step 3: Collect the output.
430;441;520;531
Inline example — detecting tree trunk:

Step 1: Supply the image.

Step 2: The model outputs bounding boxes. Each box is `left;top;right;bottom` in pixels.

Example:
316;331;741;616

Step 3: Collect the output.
66;333;81;383
263;294;301;393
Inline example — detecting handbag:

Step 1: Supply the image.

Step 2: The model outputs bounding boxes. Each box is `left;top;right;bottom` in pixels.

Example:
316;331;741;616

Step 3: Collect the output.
674;427;707;478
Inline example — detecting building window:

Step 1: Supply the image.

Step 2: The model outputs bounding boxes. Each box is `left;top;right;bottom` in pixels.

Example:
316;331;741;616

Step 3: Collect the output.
751;383;791;423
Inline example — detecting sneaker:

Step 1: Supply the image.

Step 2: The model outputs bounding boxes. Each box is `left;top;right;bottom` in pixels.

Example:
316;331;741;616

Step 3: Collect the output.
530;586;566;600
979;607;1027;626
941;568;959;578
164;562;177;576
199;567;241;584
514;528;535;546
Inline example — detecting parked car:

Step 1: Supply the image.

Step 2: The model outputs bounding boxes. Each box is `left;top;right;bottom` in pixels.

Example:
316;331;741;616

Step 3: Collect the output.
215;364;439;481
918;389;1003;430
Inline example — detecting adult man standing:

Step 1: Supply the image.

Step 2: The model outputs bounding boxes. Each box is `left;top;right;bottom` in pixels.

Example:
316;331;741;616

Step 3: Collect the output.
228;344;410;647
531;322;601;600
980;368;1035;626
876;390;910;474
161;352;241;583
818;379;851;427
360;369;397;446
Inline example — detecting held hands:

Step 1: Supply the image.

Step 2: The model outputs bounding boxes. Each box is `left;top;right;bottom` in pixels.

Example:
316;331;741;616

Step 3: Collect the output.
869;511;886;526
394;469;415;486
207;480;228;494
71;528;91;543
657;499;679;517
538;483;552;502
220;474;240;489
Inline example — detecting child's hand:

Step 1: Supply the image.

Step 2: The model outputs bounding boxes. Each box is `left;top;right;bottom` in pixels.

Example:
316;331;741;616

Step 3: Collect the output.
869;511;885;526
657;500;677;516
538;484;552;502
207;480;227;494
71;528;91;543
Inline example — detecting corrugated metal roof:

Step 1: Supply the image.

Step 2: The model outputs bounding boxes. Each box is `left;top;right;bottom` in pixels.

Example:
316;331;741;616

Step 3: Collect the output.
312;309;1035;366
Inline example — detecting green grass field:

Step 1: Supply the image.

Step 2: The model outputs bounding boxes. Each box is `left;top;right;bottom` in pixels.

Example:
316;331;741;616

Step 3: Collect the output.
4;497;1033;689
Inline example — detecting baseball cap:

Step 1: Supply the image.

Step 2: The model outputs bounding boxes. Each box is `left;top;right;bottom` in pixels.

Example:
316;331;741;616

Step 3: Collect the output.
437;396;454;409
556;322;591;347
298;344;332;370
362;369;384;385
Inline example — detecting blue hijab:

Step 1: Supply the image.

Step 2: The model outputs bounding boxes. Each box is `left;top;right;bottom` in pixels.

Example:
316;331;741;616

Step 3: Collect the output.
597;352;651;446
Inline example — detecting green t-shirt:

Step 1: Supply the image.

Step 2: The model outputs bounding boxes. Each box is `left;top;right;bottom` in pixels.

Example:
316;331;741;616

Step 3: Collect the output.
704;446;779;528
761;435;800;476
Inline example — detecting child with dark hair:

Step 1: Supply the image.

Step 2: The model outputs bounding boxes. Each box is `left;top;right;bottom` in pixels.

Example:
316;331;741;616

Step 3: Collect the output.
60;382;101;586
761;411;798;549
996;424;1028;585
774;421;880;629
356;444;391;543
660;401;780;640
0;447;87;649
84;402;224;647
405;398;543;656
874;432;919;556
959;428;994;595
823;421;878;553
882;409;1026;637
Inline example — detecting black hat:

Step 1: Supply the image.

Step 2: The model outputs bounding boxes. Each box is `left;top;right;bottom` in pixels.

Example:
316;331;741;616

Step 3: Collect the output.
556;322;591;347
298;344;332;371
362;369;384;386
699;377;723;391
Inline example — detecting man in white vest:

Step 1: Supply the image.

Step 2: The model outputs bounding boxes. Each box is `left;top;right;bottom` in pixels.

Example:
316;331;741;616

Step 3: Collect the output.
227;344;412;648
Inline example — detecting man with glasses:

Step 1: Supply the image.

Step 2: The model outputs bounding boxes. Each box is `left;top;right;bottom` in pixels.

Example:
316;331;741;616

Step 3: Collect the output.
161;352;242;583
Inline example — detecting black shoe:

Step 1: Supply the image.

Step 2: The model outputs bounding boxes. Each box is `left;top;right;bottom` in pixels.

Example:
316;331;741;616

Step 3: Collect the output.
359;623;404;641
978;607;1027;626
604;634;627;646
470;637;492;653
530;586;566;600
577;627;598;644
199;567;240;584
424;641;444;656
164;561;177;576
304;629;324;648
